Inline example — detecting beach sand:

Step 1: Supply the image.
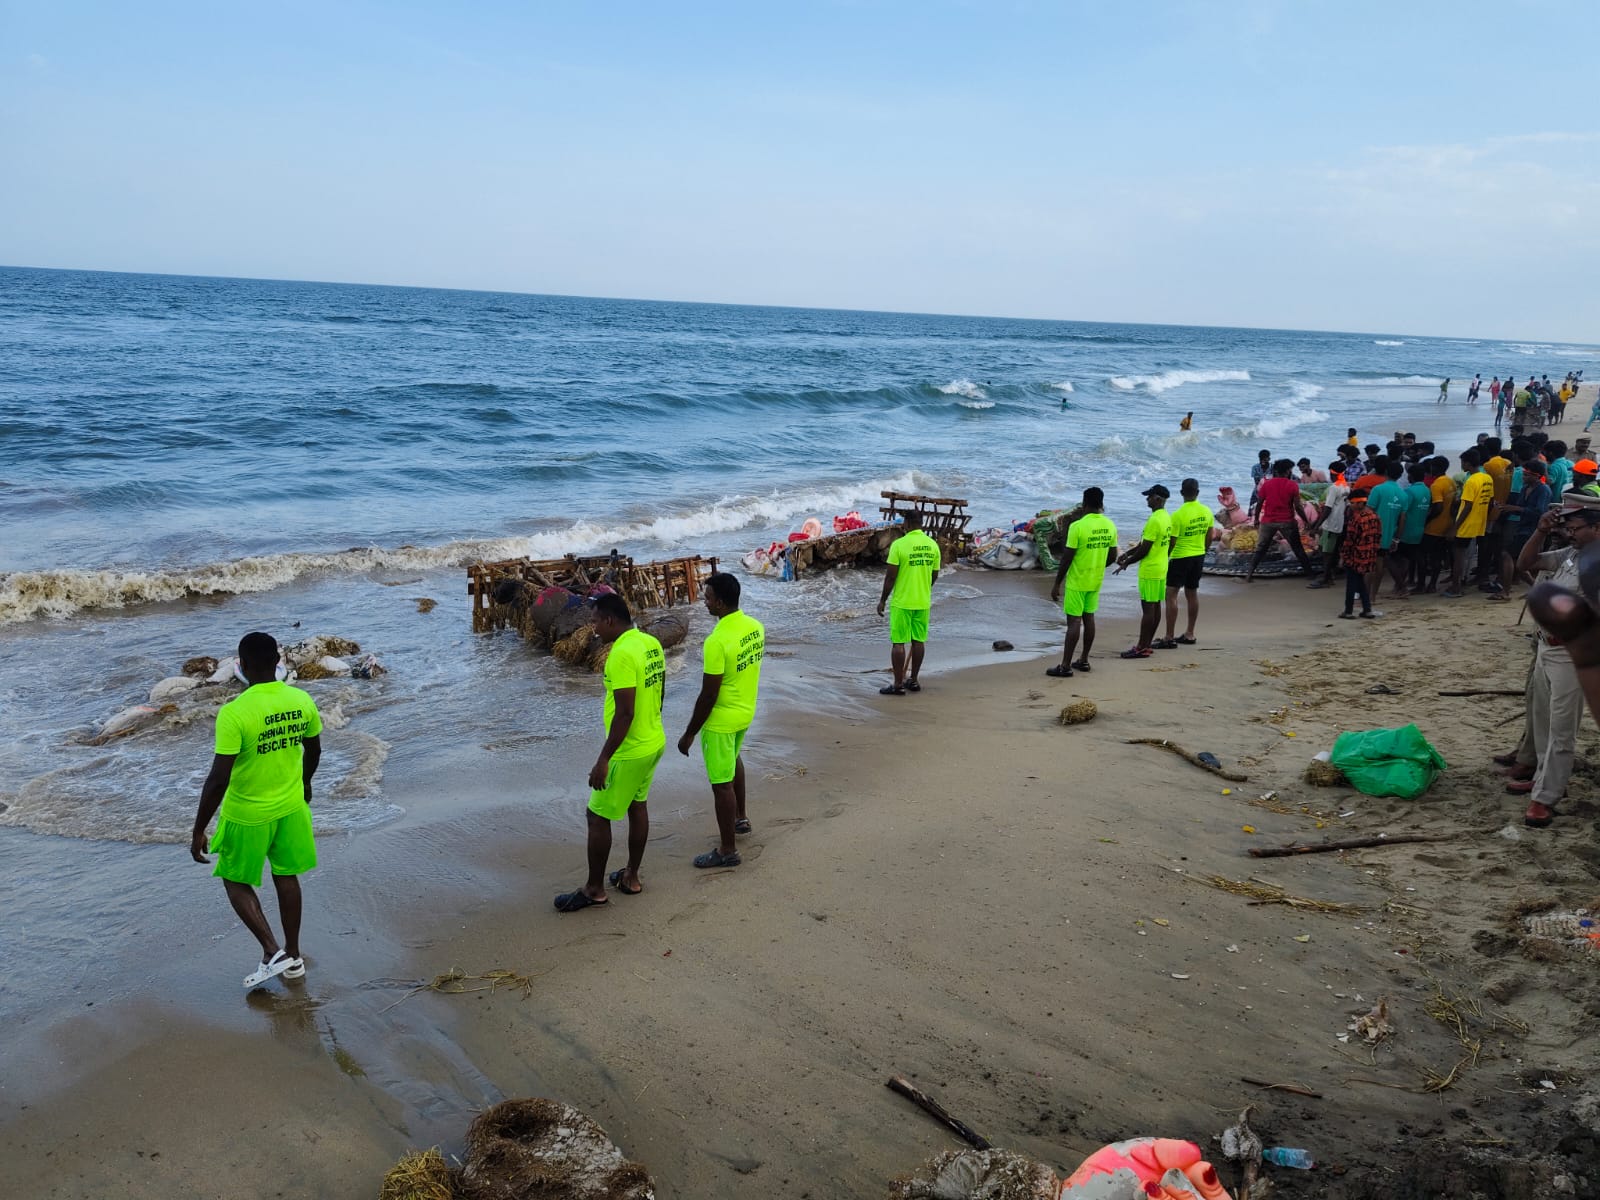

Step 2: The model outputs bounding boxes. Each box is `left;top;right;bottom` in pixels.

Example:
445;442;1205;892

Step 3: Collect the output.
5;569;1599;1198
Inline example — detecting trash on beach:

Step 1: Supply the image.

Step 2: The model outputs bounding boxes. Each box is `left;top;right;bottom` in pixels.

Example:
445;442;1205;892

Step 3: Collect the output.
1521;909;1599;954
1241;825;1256;834
414;597;438;613
88;702;178;744
149;675;203;702
1058;700;1098;725
992;640;1015;652
1292;934;1311;943
457;1098;655;1200
380;1147;456;1200
893;1137;1233;1199
889;1148;1057;1199
1349;997;1394;1043
181;654;219;677
1193;874;1363;915
1126;738;1249;781
1327;724;1447;799
1303;758;1346;786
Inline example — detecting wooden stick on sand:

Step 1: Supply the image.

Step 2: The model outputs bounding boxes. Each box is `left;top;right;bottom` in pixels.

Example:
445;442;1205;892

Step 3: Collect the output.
1125;738;1249;782
1437;689;1524;698
1240;1076;1323;1098
885;1076;992;1150
1249;833;1451;858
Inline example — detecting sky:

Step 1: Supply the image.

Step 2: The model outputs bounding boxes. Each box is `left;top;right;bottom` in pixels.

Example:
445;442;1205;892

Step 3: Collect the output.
2;1;1597;341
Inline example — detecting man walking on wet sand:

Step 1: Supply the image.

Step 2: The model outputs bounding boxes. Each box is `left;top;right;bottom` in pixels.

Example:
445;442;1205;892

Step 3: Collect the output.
555;593;666;912
1048;486;1117;677
679;572;765;870
876;509;941;695
190;631;322;988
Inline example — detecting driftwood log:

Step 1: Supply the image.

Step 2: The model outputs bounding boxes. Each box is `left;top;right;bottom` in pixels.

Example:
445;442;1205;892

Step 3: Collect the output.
1249;833;1450;858
885;1076;991;1150
1437;689;1524;697
1125;738;1249;782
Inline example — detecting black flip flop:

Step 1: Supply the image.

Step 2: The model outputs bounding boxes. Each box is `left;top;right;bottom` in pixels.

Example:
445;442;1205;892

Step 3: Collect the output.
694;847;742;869
905;679;922;692
1045;664;1073;678
1073;659;1092;672
1175;635;1197;645
606;869;642;896
878;684;905;695
554;889;608;913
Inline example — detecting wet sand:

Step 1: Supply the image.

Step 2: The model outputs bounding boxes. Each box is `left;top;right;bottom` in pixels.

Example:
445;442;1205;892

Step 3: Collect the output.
7;570;1599;1198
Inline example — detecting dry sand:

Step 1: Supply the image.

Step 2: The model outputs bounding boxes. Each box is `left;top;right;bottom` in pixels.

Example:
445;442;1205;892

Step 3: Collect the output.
5;576;1600;1198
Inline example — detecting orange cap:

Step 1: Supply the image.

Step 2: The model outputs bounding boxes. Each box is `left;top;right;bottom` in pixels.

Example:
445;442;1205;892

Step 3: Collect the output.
1575;459;1599;474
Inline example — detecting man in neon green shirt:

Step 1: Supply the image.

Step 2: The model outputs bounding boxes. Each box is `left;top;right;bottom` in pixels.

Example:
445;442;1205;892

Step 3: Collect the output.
556;592;666;912
190;631;323;989
876;509;942;695
1048;486;1118;677
1112;484;1172;658
678;572;765;869
1157;477;1216;648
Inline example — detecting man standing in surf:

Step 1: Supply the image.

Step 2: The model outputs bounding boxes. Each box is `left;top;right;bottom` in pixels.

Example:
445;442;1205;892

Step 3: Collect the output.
876;509;942;695
555;593;666;912
1048;487;1117;677
678;572;765;869
190;632;322;989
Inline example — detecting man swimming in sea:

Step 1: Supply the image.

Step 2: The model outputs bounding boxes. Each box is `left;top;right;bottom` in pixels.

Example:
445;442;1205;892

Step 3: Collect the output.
190;632;323;988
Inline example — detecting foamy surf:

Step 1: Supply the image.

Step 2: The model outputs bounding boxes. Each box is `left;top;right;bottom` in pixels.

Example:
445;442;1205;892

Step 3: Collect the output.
936;378;987;400
0;474;925;623
1374;339;1405;346
1107;368;1251;393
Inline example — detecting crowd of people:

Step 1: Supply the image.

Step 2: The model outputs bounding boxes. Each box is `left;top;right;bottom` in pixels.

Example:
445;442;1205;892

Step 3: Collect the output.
1455;370;1589;430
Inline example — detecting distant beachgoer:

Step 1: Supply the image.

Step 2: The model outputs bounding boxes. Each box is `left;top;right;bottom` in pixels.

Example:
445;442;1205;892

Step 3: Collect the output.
1247;449;1272;517
189;631;323;987
1544;440;1572;497
1368;460;1409;600
1468;374;1481;405
1296;457;1328;483
1338;490;1381;617
1048;487;1117;677
1438;377;1450;403
1490;376;1502;407
1347;427;1359;447
1309;460;1350;590
1420;455;1457;593
876;509;941;695
1398;462;1432;591
678;572;764;870
555;593;665;913
1112;485;1171;658
1585;390;1600;432
1447;449;1494;598
1179;411;1192;431
1245;459;1314;582
1158;478;1215;645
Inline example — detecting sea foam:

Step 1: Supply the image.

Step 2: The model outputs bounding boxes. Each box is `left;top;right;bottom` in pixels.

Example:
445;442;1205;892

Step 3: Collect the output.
1107;368;1250;393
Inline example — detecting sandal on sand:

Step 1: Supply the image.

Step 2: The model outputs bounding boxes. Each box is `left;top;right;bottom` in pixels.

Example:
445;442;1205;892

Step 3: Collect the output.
282;957;306;980
878;684;905;696
1338;612;1357;619
554;889;608;913
905;679;922;692
734;817;752;835
1175;635;1197;645
694;847;742;869
1045;664;1073;678
243;950;296;989
1119;646;1152;659
607;869;642;896
1073;659;1092;672
1152;638;1178;650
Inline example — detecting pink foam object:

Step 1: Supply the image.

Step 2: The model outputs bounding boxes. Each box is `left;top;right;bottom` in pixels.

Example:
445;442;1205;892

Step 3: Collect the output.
1060;1138;1231;1200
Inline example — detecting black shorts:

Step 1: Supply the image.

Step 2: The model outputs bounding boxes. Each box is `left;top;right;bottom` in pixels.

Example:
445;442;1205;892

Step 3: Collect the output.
1167;555;1204;591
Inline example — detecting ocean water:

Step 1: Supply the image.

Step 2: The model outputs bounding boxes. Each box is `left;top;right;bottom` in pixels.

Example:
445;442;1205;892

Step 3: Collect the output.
2;265;1596;846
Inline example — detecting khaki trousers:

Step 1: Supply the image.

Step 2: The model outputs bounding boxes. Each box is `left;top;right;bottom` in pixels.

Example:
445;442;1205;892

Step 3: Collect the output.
1528;641;1584;808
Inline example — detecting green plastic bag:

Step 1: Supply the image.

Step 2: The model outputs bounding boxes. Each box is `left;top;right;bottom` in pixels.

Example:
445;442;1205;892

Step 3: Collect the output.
1329;724;1447;799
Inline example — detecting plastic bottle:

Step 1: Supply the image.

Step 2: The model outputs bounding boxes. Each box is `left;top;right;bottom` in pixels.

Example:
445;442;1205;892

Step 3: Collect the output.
1262;1147;1314;1169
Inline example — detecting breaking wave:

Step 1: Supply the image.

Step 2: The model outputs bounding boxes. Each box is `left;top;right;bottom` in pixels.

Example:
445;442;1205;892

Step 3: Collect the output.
1345;375;1440;386
1050;381;1075;393
0;475;924;624
1374;340;1405;346
1107;368;1250;393
936;378;987;400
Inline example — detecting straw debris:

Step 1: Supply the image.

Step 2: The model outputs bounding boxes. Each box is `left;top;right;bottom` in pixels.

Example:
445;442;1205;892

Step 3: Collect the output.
1193;873;1363;915
1304;759;1347;787
380;1148;457;1200
383;968;541;1013
1057;700;1098;726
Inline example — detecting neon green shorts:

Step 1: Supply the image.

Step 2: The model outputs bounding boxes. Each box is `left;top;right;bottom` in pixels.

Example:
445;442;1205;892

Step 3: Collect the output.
210;806;316;886
889;606;929;643
588;749;662;820
701;728;747;785
1138;577;1166;603
1062;588;1100;617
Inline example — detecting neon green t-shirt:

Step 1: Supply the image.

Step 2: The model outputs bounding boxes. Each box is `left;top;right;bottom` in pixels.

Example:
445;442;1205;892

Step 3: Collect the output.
1169;500;1213;559
603;628;666;759
887;529;942;610
703;609;765;733
214;680;323;825
1064;513;1118;592
1137;508;1172;581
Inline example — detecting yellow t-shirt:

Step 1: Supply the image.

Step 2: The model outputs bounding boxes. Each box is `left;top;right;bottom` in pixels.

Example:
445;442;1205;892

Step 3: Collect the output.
1483;456;1511;505
1455;471;1494;538
214;681;323;824
887;529;942;610
603;628;666;759
1064;513;1118;592
1137;509;1172;581
702;609;765;733
1169;500;1213;559
1424;475;1457;537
